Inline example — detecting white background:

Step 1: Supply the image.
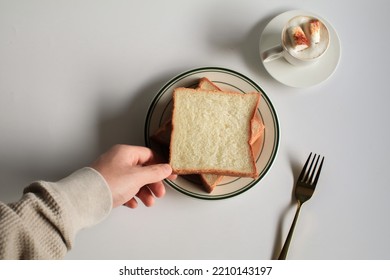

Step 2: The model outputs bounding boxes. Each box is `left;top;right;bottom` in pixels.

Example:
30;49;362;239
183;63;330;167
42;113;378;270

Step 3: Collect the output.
1;0;389;260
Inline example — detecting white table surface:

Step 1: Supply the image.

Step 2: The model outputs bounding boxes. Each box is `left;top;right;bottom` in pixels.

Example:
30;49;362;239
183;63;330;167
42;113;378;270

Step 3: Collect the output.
1;0;389;260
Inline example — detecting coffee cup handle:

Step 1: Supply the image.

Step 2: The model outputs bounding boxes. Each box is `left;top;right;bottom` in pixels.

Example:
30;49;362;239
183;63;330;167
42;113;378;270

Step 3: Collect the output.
261;45;284;63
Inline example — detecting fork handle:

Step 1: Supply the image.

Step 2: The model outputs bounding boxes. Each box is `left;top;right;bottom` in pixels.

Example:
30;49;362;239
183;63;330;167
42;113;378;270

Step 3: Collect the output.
278;202;302;260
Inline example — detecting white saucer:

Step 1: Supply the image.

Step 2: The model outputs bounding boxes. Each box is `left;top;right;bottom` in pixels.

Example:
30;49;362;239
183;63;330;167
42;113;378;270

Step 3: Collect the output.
259;10;341;88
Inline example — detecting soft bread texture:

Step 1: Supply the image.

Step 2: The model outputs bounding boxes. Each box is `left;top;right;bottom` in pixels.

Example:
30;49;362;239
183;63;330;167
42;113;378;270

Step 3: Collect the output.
196;78;224;192
196;78;263;191
170;88;260;177
151;78;225;193
151;77;264;192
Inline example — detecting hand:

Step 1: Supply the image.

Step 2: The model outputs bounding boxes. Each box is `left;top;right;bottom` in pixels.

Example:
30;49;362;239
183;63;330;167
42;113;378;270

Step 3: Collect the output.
90;145;175;208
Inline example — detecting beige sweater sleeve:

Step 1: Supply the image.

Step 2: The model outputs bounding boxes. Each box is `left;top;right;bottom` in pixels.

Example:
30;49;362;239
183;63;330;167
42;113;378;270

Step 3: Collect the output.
0;167;112;259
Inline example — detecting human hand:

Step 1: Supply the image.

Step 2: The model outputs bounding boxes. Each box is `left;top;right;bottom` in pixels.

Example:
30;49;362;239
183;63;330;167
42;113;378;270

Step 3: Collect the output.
90;144;176;208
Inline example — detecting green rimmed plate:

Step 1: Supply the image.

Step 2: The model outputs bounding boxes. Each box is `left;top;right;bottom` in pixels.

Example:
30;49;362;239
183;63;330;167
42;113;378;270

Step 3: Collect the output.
144;67;279;200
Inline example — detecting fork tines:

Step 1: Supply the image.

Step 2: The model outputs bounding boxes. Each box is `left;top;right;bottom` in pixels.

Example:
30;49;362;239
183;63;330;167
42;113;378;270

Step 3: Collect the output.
299;153;325;186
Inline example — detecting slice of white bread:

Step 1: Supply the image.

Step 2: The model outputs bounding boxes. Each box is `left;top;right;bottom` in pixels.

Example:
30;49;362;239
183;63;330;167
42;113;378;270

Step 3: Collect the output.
196;78;262;191
151;77;264;192
170;87;260;177
151;78;223;192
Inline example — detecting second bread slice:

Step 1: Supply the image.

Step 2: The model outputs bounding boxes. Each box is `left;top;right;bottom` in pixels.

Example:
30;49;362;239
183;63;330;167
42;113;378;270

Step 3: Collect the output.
170;87;259;178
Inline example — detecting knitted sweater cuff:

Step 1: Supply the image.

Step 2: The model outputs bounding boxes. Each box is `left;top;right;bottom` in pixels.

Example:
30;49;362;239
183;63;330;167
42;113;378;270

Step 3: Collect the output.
28;167;113;246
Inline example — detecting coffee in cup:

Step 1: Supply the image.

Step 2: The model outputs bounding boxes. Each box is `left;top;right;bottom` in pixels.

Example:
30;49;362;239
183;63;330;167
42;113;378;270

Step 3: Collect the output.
262;15;330;66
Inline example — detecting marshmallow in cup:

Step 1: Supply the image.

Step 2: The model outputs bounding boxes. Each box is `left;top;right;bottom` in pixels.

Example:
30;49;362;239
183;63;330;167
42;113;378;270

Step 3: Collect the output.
262;15;330;67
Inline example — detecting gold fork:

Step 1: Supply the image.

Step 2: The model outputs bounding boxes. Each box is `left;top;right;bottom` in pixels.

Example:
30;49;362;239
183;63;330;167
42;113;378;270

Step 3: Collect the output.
278;153;325;260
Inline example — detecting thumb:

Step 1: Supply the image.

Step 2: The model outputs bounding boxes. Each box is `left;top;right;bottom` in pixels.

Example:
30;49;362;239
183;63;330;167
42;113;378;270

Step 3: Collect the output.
131;163;173;186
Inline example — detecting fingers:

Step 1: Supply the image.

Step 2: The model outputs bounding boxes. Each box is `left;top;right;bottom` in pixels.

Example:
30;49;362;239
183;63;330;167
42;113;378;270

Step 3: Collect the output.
137;186;155;207
167;173;178;181
99;145;175;209
123;182;165;209
122;164;170;208
123;198;138;209
130;163;173;188
148;181;166;198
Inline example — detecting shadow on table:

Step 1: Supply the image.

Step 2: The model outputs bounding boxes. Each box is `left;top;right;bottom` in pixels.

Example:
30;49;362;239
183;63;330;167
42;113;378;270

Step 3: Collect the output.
204;9;287;82
95;70;179;154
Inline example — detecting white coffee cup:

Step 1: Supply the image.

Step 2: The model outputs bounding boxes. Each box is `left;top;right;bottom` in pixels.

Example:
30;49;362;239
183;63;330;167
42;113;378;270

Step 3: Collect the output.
262;15;330;66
